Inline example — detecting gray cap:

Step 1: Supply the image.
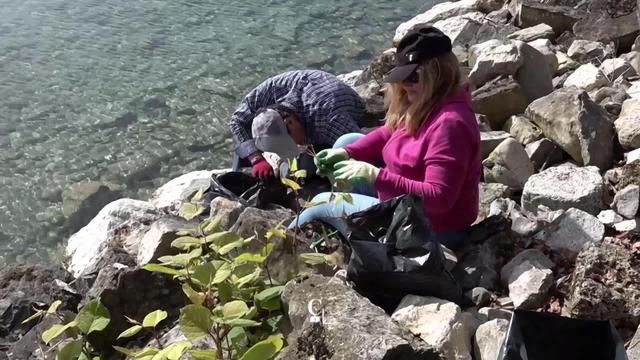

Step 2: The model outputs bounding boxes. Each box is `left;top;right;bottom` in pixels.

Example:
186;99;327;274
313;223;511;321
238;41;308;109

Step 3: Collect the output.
252;109;300;159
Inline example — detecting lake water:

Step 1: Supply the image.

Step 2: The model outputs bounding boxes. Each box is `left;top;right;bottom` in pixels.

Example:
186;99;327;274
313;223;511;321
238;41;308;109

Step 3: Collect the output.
0;0;441;265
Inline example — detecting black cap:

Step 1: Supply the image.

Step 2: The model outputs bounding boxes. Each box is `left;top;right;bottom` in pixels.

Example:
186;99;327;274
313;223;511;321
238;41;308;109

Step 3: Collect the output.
384;25;453;83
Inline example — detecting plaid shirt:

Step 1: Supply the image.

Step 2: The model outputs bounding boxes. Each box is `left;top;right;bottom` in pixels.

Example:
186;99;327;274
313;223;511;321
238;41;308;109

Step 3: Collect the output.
230;70;366;159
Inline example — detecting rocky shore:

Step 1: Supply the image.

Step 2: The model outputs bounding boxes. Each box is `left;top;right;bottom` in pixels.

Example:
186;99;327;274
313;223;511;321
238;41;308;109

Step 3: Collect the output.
3;0;640;359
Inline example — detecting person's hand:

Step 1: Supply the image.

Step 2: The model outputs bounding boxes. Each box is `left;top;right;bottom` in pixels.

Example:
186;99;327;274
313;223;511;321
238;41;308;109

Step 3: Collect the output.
333;160;380;186
252;159;274;180
314;148;349;176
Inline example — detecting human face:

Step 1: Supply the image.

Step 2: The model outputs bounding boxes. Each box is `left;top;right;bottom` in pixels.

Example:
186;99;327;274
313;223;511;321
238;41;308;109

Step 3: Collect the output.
283;113;306;144
401;67;424;104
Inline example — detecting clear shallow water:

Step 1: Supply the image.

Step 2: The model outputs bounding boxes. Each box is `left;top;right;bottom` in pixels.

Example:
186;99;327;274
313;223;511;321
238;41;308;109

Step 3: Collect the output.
0;0;440;265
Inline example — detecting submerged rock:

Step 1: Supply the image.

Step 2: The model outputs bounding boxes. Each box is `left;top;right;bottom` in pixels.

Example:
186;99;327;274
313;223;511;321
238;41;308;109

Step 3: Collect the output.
62;181;124;232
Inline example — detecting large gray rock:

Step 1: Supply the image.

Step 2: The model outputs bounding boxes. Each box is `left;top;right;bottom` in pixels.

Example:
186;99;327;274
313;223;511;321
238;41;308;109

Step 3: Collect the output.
473;319;509;360
526;39;559;75
65;199;160;277
280;275;442;360
599;58;638;82
563;63;609;91
592;86;630;117
629;326;640;360
502;115;542;145
532;208;605;254
469;40;524;87
433;13;484;49
513;41;554;104
612;185;640;219
565;242;640;321
209;197;245;230
615;99;640;150
556;51;579;75
483;138;534;190
392;295;474;360
522;166;604;215
473;77;528;130
621;51;640;75
62;181;124;232
525;138;565;170
150;170;224;214
508;0;584;36
481;131;512;157
573;0;640;52
613;218;639;232
525;87;614;170
394;0;479;43
489;198;541;236
500;250;554;309
136;216;195;266
628;148;640;164
508;24;555;42
567;39;614;64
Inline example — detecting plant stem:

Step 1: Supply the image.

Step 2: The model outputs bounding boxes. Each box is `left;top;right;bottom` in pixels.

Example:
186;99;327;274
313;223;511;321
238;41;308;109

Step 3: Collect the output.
211;325;224;360
153;327;163;349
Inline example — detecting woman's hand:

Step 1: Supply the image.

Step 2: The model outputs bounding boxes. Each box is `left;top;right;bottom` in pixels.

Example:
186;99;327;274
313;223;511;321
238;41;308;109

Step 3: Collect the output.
314;148;349;176
333;160;380;186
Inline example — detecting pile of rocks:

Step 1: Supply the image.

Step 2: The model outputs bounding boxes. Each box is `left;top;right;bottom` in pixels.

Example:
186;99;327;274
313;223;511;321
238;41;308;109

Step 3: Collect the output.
3;0;640;359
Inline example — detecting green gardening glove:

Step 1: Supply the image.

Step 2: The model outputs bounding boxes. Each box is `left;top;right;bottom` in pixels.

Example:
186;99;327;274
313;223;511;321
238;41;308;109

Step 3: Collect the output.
333;160;380;186
314;148;349;176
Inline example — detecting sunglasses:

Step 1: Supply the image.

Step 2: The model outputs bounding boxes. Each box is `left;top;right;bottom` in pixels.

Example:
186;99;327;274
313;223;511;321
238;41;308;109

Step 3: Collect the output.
404;68;420;83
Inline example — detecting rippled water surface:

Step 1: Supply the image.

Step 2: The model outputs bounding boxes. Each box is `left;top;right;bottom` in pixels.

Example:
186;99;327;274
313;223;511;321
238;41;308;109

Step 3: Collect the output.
0;0;441;264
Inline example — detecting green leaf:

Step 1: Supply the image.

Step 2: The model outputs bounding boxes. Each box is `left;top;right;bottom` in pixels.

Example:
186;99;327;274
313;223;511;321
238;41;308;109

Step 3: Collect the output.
159;341;191;360
224;318;261;328
190;350;218;360
143;264;183;276
260;297;282;312
300;253;328;266
42;321;77;345
265;315;284;334
234;253;266;264
113;346;138;357
303;200;328;208
261;243;274;258
133;347;160;360
240;335;284;360
175;230;193;236
56;339;83;360
202;216;223;235
124;315;141;325
234;267;262;288
159;247;202;267
281;177;301;191
290;158;298;172
143;310;168;328
182;283;205;305
191;188;206;202
218;239;245;255
179;305;213;342
207;231;241;247
211;262;232;284
334;193;354;206
217;282;233;303
222;300;249;319
293;170;307;179
21;310;44;325
192;262;217;287
180;202;205;221
117;325;143;339
75;299;110;335
48;300;63;314
171;236;203;250
255;286;285;303
265;227;286;240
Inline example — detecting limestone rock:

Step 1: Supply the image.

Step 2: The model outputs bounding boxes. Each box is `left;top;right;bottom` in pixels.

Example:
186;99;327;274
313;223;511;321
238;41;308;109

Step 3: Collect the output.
592;86;630;116
605;160;640;192
525;138;565;170
433;13;484;49
65;199;159;277
508;24;555;42
392;295;474;360
476;0;504;13
501;250;554;309
556;51;579;75
629;326;640;360
136;216;195;266
229;207;294;250
628;148;640;164
489;198;541;236
614;218;639;232
394;0;479;44
280;275;441;359
466;287;493;307
563;63;609;91
628;81;640;99
567;39;614;64
612;185;640;219
522;166;604;215
469;40;524;87
150;170;220;214
481;131;512;157
565;243;640;321
62;181;124;232
525;87;614;170
509;0;584;36
600;58;638;82
473;319;509;360
621;51;640;75
477;183;511;222
573;1;640;52
527;38;559;74
483;138;534;190
209;197;245;230
513;41;554;103
500;249;554;284
615;99;640;150
478;307;513;322
597;210;624;227
533;208;605;254
472;77;527;129
503;115;542;145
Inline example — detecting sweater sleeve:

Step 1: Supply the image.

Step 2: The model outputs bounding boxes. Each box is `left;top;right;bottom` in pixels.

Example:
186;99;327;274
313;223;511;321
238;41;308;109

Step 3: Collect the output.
343;125;392;164
374;118;473;214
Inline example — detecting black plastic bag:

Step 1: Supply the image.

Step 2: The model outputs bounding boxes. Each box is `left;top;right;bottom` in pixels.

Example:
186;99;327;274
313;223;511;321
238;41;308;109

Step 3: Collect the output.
329;195;465;312
194;172;294;210
498;310;628;360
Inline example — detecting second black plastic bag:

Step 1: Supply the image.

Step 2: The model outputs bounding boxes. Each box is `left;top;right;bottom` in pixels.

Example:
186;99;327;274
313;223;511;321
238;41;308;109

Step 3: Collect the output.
329;195;465;312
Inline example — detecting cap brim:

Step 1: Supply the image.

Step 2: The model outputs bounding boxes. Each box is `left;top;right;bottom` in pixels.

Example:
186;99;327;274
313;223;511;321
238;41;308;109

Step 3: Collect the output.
255;135;300;160
383;63;418;83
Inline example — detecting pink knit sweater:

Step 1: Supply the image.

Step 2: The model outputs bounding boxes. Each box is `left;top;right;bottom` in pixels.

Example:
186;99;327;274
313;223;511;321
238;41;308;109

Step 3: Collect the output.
344;88;481;232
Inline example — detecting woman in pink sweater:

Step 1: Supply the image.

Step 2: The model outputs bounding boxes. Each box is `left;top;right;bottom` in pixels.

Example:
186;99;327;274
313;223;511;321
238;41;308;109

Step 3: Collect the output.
292;25;482;250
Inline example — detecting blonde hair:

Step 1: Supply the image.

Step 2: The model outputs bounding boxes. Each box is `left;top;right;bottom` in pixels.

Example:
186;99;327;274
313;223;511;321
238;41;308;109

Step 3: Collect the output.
385;51;462;135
